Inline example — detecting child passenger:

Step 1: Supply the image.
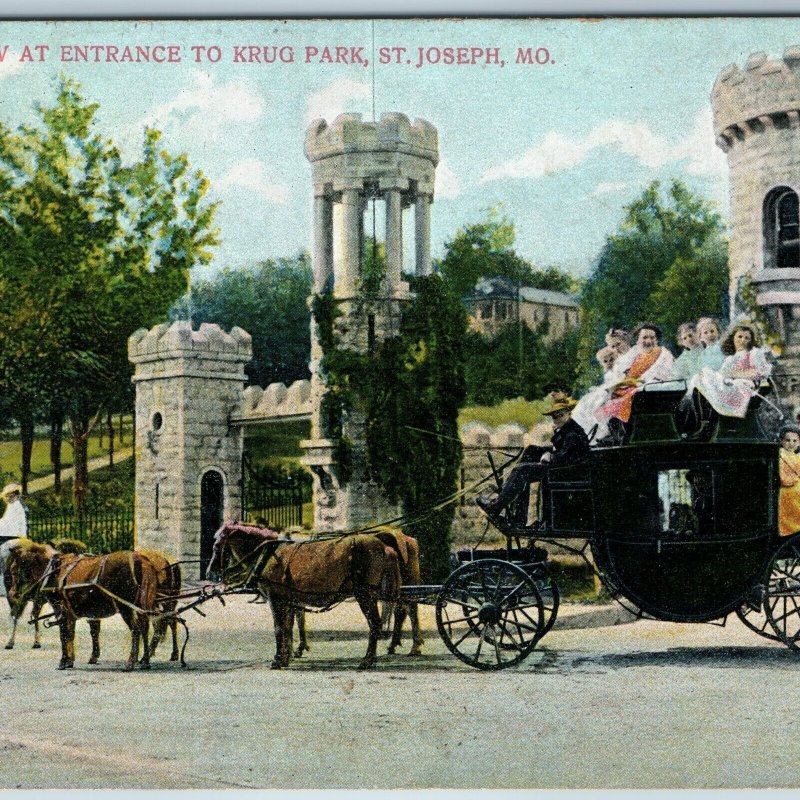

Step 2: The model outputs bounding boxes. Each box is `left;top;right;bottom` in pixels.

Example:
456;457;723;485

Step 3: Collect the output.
572;345;619;438
779;425;800;536
697;317;725;371
672;322;705;380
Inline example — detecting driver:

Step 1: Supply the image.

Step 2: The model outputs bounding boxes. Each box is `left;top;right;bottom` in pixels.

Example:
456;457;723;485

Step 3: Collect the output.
476;392;589;525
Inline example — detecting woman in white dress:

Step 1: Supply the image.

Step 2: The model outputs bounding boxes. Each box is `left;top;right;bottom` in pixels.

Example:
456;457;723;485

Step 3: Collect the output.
689;324;772;418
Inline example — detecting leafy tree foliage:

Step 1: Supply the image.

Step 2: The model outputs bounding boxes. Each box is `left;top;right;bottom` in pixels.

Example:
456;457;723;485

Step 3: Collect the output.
581;180;728;352
0;78;218;504
316;276;467;581
172;253;313;388
438;208;575;297
463;324;583;405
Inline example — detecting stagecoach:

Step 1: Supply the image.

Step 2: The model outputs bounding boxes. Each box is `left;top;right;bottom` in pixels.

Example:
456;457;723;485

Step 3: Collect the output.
426;382;800;670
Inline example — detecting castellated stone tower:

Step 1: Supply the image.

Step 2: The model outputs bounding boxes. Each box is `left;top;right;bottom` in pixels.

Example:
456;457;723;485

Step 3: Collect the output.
129;320;252;578
302;112;438;531
713;47;800;403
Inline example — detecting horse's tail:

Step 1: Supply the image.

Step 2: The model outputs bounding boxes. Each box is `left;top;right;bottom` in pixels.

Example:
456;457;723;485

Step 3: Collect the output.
382;547;402;603
134;554;159;613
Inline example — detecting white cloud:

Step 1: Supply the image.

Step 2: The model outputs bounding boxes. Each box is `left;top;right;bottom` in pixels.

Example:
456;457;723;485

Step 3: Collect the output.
435;159;462;199
481;107;727;183
305;79;371;124
590;181;630;197
142;71;264;142
216;159;289;203
0;50;22;80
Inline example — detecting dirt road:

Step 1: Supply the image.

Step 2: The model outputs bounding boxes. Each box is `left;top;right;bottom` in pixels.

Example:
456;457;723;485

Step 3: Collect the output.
0;595;797;790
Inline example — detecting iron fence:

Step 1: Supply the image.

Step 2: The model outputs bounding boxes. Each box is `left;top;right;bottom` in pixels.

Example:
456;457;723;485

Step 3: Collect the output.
28;506;134;554
242;458;311;530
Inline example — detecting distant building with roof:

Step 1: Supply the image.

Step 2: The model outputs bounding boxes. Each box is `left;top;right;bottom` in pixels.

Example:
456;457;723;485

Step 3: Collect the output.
464;277;581;341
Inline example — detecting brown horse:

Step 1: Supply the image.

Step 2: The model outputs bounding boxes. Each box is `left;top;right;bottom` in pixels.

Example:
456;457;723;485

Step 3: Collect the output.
209;524;403;670
3;539;99;658
10;545;180;671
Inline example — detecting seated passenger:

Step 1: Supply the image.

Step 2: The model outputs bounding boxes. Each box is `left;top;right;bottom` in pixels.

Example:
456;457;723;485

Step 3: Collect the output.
596;323;675;427
572;346;619;438
476;392;589;525
688;323;772;418
605;328;631;358
697;316;725;371
779;425;800;537
671;322;704;380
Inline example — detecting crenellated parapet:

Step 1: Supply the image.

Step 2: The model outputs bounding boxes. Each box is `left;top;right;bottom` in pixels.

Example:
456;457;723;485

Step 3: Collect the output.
237;380;312;423
305;112;439;188
713;47;800;151
129;320;252;369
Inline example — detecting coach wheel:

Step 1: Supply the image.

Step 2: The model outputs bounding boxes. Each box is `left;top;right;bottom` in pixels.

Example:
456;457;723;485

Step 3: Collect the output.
764;536;800;650
735;596;781;642
435;559;545;670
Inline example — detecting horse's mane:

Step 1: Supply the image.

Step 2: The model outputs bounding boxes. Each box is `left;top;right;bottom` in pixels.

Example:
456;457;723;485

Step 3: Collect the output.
8;539;53;557
213;521;280;547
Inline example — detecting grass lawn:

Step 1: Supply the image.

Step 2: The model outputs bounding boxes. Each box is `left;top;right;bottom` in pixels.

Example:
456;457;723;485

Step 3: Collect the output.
458;398;547;430
0;417;134;483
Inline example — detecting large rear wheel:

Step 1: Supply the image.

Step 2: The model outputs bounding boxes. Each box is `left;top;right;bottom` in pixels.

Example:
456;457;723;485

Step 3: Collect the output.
435;559;545;670
764;535;800;649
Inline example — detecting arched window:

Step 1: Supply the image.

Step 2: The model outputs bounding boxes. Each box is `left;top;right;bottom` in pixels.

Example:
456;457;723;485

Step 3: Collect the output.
764;187;800;269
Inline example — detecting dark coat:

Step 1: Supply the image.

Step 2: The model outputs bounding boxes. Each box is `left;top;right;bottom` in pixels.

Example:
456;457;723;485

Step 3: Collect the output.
548;417;590;468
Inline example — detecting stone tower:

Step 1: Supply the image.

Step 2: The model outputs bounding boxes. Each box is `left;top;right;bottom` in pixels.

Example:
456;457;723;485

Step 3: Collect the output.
302;112;439;531
712;47;800;402
129;320;252;577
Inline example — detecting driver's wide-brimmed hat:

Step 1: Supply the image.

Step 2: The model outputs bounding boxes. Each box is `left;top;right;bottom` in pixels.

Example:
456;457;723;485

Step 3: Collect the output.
542;391;578;416
1;483;22;499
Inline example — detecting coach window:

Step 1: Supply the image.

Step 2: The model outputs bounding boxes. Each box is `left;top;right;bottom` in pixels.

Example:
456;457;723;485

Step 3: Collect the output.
764;187;800;269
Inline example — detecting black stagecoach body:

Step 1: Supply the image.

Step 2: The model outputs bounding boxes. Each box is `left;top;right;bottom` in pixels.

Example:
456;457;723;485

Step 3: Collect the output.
547;439;777;623
434;383;800;669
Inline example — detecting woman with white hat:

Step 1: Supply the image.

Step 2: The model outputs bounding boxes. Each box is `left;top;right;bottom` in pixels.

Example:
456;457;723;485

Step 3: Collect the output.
0;484;27;542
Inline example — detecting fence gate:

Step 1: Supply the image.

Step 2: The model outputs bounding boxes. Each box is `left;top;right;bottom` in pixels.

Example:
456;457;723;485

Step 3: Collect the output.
241;455;311;530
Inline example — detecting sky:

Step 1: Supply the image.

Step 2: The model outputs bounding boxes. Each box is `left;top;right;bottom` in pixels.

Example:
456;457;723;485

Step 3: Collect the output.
0;17;798;281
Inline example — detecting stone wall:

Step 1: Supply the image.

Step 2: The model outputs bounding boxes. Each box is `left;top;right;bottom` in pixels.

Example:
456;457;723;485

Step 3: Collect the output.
452;421;551;544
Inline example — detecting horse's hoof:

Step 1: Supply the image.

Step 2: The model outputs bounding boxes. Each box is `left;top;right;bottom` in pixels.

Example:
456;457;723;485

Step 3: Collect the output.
387;645;396;655
4;643;12;650
88;656;98;665
139;662;151;671
170;653;179;662
408;647;423;656
58;661;73;670
123;662;134;672
270;661;282;670
32;642;41;650
357;659;375;671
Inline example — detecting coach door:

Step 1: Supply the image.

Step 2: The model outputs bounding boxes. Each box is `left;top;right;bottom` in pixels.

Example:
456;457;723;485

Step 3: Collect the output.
200;470;225;578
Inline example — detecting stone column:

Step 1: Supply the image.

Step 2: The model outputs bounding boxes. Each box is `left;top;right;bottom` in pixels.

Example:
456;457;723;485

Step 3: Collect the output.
385;189;403;291
336;188;362;296
313;194;333;293
415;193;432;276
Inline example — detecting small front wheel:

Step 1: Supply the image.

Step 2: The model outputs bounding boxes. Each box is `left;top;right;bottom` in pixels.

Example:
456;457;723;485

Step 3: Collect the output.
435;559;545;670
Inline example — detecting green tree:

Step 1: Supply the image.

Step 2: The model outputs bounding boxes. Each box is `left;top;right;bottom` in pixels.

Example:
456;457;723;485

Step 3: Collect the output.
172;253;312;388
580;180;728;375
0;78;218;505
438;208;574;297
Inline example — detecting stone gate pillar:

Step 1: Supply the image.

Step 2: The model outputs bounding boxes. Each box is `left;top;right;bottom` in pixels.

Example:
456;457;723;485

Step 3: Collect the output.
302;112;439;531
128;321;252;578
